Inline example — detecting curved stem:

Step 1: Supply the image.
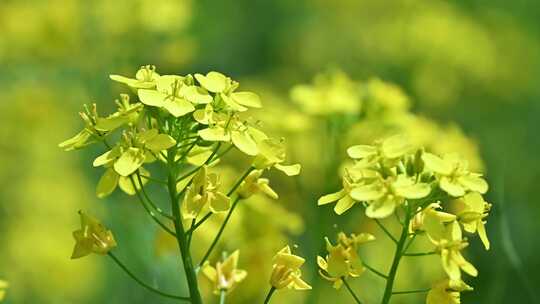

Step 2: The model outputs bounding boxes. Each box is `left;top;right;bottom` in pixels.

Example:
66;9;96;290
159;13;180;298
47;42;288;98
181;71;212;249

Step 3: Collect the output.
108;252;190;302
380;211;411;304
374;219;397;244
130;176;176;237
263;287;276;304
392;288;431;295
185;212;212;236
139;174;167;185
227;166;255;196
199;197;241;267
363;262;388;279
342;277;363;304
136;172;175;220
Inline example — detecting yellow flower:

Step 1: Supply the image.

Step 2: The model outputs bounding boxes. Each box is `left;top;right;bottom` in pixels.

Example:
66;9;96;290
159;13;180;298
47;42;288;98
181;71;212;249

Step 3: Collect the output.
71;211;117;259
269;246;311;290
202;250;247;294
409;202;456;234
453;192;491;250
422;152;488;197
252;138;301;176
426;279;473;304
110;65;160;89
237;170;279;199
0;280;8;301
317;232;375;289
425;220;478;282
181;166;231;220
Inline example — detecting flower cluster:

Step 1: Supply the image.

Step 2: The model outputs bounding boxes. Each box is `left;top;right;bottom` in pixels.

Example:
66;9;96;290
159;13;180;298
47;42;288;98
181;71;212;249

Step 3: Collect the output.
60;66;305;303
318;135;491;302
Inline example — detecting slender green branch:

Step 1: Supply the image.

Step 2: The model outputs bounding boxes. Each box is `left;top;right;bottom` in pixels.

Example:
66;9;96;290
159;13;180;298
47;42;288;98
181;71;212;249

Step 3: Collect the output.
168;166;203;304
263;287;276;304
403;233;417;253
176;142;222;183
363;262;388;279
185;212;212;235
130;176;176;237
136;172;175;220
342;277;363;304
392;288;431;295
374;219;398;244
380;208;412;304
139;174;167;185
219;289;227;304
199;197;241;267
403;251;437;257
108;252;190;301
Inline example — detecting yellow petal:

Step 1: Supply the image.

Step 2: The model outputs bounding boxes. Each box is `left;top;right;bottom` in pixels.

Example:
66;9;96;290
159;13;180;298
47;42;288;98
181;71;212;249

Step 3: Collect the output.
232;130;258;156
145;134;176;151
274;163;301;176
96;169;119;198
334;195;355;215
195;72;227;93
114;147;145;176
138;89;166;107
232;91;262;108
318;189;346;205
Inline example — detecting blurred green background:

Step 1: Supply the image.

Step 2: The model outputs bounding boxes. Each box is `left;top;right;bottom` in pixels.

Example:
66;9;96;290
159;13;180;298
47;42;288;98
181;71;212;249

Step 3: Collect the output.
1;0;539;303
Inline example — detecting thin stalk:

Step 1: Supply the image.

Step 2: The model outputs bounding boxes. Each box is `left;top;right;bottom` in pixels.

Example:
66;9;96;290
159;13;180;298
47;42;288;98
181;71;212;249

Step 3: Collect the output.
185;212;212;236
136;172;175;220
363;262;388;279
139;174;167;185
219;289;227;304
374;219;397;244
198;197;241;267
168;168;203;304
403;251;437;257
108;252;190;302
342;277;363;304
380;210;411;304
263;287;276;304
392;288;431;295
130;176;176;237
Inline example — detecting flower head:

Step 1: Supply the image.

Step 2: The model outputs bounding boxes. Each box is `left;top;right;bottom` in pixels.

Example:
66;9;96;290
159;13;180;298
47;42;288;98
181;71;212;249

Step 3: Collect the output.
71;211;117;259
269;246;311;290
110;65;160;89
453;192;491;250
426;279;473;304
202;250;247;294
237;170;279;199
422;152;488;197
318;232;375;289
181;166;231;219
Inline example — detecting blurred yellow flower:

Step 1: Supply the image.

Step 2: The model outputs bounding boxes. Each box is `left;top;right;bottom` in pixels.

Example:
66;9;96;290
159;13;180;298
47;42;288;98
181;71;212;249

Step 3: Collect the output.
238;170;279;200
71;211;117;259
0;280;8;301
422;152;488;197
202;250;247;294
453;192;491;250
269;246;311;290
426;278;472;304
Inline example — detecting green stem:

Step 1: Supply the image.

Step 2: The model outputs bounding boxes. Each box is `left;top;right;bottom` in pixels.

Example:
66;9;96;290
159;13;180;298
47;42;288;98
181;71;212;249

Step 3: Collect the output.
342;277;363;304
108;252;190;302
139;174;167;185
136;172;175;220
199;197;241;267
219;289;227;304
374;218;397;244
403;251;437;257
392;288;431;295
130;176;176;237
263;287;276;304
380;211;411;304
168;170;203;304
363;262;388;279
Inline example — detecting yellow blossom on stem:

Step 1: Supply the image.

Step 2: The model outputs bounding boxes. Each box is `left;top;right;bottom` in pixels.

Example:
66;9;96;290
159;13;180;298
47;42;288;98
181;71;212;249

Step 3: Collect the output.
269;246;311;290
237;170;279;199
426;279;473;304
71;211;117;259
201;250;247;294
317;232;375;289
181;166;231;219
453;192;491;250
